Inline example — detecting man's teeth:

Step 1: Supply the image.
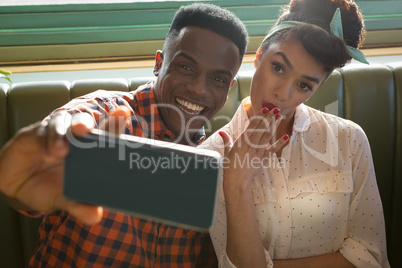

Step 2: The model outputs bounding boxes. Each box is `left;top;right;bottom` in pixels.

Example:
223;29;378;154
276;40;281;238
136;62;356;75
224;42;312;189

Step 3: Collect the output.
176;98;205;114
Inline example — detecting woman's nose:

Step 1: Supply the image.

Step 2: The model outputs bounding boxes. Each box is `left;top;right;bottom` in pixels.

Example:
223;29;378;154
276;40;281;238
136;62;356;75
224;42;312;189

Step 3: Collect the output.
273;81;292;101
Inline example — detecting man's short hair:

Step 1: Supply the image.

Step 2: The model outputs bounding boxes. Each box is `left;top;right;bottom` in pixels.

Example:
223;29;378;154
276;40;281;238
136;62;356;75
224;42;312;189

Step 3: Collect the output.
167;3;248;60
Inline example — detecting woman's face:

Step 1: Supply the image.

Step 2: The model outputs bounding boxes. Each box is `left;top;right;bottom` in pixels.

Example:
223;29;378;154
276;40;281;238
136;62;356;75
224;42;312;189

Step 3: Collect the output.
250;38;327;124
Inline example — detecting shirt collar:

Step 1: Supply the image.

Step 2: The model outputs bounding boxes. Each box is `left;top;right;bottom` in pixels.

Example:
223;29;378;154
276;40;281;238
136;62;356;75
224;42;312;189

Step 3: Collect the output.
229;98;311;139
293;104;311;133
134;81;175;141
228;97;251;139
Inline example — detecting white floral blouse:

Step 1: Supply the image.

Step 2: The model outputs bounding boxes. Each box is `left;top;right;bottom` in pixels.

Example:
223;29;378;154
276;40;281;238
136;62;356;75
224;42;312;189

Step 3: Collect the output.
200;97;390;268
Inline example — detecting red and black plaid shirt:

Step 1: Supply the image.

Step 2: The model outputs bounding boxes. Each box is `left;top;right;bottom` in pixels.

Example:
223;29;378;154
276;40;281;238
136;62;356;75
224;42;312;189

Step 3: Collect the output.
27;81;218;267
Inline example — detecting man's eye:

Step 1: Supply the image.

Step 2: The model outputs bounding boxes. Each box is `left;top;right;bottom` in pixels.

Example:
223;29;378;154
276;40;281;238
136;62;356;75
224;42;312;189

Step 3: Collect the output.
211;76;230;87
181;65;191;71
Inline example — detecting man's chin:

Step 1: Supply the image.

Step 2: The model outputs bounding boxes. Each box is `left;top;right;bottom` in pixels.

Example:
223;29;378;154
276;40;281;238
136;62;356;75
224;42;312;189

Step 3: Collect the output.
164;109;209;141
173;124;205;143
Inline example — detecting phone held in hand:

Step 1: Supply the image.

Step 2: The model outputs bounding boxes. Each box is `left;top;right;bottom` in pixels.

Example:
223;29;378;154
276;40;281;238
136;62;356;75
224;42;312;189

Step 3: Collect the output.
63;129;222;232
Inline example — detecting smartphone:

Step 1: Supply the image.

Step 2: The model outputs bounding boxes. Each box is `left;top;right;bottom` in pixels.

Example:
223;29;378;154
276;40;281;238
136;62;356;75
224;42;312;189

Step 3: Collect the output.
63;129;222;232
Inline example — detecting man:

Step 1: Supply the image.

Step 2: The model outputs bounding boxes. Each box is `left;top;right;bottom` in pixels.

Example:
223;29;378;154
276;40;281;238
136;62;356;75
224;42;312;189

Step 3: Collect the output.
0;3;248;267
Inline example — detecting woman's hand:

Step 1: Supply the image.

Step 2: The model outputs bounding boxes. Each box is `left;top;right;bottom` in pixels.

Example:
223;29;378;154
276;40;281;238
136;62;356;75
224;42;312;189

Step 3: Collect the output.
219;107;289;268
219;107;289;197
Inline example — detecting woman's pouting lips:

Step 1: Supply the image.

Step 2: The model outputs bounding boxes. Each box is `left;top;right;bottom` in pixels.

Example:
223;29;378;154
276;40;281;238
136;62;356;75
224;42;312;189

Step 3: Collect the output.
262;102;277;110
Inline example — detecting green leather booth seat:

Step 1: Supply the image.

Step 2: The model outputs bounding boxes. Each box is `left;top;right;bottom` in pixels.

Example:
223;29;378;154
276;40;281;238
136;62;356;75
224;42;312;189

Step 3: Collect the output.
0;63;401;267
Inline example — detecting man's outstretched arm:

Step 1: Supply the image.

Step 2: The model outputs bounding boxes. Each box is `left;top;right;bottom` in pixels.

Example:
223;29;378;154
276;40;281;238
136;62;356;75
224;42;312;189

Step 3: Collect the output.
0;108;131;225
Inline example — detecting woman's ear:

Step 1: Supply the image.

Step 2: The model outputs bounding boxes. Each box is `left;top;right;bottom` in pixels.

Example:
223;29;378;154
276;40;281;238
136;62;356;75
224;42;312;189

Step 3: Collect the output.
153;50;163;76
254;57;260;70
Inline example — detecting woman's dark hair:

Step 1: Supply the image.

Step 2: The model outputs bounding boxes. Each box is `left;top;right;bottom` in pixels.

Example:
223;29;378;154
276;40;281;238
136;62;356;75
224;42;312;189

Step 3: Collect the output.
167;3;249;61
260;0;365;73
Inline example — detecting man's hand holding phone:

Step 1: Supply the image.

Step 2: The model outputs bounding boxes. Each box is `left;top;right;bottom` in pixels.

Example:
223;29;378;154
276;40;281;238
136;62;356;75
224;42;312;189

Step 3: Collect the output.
0;108;131;225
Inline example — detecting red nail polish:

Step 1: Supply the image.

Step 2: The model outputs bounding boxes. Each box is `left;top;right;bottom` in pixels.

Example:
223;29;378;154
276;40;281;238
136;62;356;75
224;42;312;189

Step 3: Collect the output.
273;108;280;114
275;114;281;121
262;107;269;114
218;131;224;137
283;134;289;141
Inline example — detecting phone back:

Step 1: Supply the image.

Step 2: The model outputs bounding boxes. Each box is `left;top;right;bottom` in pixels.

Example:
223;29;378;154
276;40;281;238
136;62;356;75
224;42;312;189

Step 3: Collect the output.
63;131;222;232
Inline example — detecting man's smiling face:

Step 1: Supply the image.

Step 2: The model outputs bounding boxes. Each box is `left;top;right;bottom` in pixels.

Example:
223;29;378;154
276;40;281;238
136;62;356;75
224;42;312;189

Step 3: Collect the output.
153;26;241;143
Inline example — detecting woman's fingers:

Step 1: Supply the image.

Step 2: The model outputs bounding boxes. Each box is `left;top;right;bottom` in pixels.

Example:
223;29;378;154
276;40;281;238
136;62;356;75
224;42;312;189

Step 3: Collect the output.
265;134;289;158
244;107;281;149
219;130;234;156
257;109;282;148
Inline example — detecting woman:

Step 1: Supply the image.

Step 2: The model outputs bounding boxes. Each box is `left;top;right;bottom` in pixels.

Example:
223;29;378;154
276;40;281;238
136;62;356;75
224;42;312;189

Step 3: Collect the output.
200;0;390;267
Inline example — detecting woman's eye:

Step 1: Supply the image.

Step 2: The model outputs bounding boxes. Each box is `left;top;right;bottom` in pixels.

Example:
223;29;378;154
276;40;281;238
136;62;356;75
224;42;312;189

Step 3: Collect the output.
299;82;312;91
272;63;284;74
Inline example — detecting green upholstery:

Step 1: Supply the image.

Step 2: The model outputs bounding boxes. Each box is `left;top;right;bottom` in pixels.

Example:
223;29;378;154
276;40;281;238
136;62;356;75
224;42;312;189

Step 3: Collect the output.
5;81;72;264
342;65;395;233
0;83;9;148
0;84;26;268
128;77;154;91
386;61;402;267
238;70;254;102
0;63;401;267
0;201;24;268
71;78;130;99
7;81;71;136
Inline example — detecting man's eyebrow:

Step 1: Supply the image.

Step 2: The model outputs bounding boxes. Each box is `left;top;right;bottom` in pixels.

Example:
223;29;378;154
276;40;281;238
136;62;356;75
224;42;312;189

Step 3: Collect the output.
274;51;320;85
177;52;233;77
216;69;233;78
177;52;197;64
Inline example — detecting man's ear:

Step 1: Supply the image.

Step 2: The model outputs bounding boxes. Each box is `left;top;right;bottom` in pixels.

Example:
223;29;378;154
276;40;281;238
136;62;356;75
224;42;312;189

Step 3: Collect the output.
230;79;236;88
254;58;260;70
153;50;163;76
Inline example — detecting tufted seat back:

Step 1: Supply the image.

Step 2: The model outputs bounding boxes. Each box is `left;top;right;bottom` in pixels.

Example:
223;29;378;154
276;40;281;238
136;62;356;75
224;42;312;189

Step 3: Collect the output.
0;63;401;267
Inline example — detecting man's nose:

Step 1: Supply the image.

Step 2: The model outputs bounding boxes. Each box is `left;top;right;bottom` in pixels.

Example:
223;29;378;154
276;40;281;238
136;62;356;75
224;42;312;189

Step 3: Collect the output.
186;74;209;96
